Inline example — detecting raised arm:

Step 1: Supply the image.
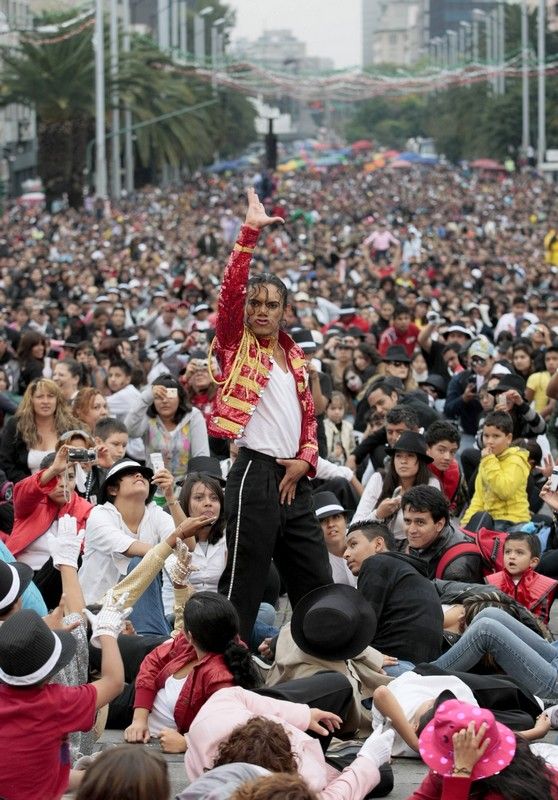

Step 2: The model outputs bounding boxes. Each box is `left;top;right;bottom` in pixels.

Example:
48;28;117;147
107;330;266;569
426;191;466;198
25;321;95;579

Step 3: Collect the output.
215;188;284;351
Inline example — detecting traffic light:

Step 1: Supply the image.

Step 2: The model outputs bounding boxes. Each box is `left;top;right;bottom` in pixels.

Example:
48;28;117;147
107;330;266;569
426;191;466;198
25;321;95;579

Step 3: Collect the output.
265;119;277;170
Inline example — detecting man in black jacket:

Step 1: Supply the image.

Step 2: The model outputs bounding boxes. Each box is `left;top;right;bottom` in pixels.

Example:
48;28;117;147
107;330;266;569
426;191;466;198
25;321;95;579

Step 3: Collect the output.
402;485;485;583
343;520;443;674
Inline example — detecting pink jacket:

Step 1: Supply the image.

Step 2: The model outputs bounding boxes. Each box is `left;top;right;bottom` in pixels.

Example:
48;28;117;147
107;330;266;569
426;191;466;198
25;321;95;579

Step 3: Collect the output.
184;687;380;800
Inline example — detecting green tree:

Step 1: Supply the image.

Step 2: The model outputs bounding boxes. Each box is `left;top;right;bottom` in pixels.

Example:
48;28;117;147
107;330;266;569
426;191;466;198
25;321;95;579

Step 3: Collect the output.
0;8;255;206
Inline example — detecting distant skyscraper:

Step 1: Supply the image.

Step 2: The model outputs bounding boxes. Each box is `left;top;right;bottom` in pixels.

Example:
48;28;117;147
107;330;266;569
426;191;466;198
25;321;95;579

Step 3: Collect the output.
362;0;428;66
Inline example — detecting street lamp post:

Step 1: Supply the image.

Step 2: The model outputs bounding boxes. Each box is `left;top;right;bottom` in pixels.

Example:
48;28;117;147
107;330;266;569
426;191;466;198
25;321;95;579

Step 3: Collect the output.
521;0;530;154
109;0;121;199
94;0;107;199
537;0;546;168
122;0;134;194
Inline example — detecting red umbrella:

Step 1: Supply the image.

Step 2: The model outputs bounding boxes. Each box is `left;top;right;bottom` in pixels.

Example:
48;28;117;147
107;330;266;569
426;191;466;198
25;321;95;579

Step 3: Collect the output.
351;139;374;151
470;158;506;171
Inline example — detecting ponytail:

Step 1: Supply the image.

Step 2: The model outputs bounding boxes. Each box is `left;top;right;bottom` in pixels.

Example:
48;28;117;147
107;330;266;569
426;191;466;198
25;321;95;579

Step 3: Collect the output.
223;640;261;690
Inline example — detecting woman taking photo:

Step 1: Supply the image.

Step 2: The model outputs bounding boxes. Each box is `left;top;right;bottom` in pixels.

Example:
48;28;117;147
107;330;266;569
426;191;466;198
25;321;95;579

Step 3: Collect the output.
124;591;260;754
125;374;209;485
0;378;79;483
16;331;49;394
353;431;440;548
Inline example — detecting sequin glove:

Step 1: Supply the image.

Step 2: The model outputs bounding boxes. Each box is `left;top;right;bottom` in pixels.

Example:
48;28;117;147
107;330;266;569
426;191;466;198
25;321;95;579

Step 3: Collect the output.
83;590;132;648
170;538;197;586
357;728;395;767
47;514;85;569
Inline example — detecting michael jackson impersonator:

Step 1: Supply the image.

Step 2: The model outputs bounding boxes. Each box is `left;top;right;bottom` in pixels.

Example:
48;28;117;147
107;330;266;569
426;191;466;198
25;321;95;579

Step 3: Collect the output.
208;188;333;642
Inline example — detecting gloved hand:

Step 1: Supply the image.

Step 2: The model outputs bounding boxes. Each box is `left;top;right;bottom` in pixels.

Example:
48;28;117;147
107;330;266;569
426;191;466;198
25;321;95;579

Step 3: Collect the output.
83;590;132;648
357;728;395;767
170;538;197;586
47;514;85;569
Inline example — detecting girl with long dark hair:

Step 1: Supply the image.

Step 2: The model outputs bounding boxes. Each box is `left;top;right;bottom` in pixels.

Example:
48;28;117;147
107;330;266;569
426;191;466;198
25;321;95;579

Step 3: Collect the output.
353;431;440;548
124;591;260;755
410;699;558;800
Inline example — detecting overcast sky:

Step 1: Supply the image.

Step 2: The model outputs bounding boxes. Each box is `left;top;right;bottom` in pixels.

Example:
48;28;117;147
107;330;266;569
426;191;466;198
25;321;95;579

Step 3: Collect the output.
228;0;361;69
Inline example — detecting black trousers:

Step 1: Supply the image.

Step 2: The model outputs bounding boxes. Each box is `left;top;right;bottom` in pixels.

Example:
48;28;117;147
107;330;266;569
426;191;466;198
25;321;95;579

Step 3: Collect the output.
257;671;353;753
219;448;333;643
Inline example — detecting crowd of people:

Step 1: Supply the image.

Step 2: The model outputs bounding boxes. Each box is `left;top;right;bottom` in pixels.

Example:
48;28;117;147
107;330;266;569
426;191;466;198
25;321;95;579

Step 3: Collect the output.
1;162;558;799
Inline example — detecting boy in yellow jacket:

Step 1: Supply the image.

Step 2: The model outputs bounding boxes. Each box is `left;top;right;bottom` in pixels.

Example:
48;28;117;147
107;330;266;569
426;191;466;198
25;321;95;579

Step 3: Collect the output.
461;411;530;529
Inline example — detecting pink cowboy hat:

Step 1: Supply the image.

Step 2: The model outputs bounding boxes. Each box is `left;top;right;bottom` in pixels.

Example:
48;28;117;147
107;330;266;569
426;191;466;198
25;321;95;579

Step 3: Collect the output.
418;699;516;780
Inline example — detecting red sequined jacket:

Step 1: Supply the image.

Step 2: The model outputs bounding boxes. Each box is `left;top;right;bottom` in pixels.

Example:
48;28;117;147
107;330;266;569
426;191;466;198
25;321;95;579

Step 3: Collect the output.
207;224;319;475
486;567;558;624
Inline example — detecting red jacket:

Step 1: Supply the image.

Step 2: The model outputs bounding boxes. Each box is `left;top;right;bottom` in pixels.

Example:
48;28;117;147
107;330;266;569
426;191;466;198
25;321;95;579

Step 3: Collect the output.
429;460;461;511
134;633;234;733
410;770;558;799
207;224;319;474
7;470;92;557
486;567;558;624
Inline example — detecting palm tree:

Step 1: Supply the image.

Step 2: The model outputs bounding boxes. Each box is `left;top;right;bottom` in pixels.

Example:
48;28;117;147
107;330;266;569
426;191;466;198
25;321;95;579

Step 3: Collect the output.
0;13;255;206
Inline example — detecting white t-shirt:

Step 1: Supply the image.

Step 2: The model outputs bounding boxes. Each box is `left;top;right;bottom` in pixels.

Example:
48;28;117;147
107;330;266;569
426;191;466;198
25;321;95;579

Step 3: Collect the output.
238;361;301;459
353;474;441;540
27;448;55;475
329;553;357;587
79;502;175;603
18;519;58;571
149;674;188;736
372;672;477;757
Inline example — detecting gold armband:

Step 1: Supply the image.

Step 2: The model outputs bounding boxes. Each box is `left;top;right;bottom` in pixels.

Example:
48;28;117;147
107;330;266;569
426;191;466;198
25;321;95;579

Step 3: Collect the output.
233;243;255;254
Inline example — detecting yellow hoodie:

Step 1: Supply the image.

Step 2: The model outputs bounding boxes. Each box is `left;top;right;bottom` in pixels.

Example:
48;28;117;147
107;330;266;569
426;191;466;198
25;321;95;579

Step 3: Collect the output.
461;446;530;525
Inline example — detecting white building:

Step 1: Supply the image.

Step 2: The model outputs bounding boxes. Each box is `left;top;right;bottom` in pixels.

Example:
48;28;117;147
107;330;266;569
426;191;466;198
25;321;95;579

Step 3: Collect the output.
362;0;428;66
0;0;37;196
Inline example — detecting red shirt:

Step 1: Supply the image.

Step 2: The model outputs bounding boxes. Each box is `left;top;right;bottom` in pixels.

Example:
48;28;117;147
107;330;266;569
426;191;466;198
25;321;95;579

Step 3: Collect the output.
410;770;558;800
0;683;96;800
378;323;420;357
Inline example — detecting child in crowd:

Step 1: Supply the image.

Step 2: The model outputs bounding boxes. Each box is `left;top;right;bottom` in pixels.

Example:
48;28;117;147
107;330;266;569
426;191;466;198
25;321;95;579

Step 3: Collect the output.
75;745;169;800
526;344;558;417
104;360;144;460
425;421;468;515
486;532;558;624
324;391;355;465
0;601;126;800
461;411;531;530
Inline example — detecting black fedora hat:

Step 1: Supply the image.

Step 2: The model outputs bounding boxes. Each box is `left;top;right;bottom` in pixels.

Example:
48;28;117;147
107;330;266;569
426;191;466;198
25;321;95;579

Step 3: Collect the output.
291;584;377;661
187;456;226;486
418;373;447;399
0;609;76;686
0;561;32;612
99;458;155;505
383;345;411;364
386;430;433;463
488;373;526;397
290;328;317;353
313;491;345;520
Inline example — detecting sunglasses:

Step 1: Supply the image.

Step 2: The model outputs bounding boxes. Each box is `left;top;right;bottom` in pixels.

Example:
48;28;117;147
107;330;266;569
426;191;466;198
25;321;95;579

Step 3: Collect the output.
470;356;487;366
389;361;408;367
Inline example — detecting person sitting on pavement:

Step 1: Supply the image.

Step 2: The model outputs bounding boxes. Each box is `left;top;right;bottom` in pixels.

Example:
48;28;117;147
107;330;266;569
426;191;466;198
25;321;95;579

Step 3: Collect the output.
343;520;444;675
313;491;356;586
264;584;394;737
424;420;469;515
461;411;531;531
353;431;440;550
402;485;485;583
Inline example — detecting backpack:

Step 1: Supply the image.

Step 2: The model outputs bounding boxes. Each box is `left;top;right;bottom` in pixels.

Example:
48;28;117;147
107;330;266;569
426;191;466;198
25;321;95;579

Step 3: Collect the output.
434;527;510;580
434;521;557;580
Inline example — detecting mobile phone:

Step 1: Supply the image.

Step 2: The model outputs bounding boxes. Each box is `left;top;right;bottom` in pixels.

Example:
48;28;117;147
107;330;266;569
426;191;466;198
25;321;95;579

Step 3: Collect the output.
497;393;507;406
166;387;178;398
150;452;165;473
